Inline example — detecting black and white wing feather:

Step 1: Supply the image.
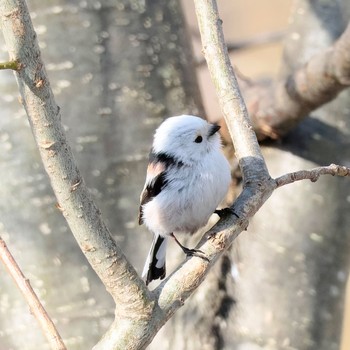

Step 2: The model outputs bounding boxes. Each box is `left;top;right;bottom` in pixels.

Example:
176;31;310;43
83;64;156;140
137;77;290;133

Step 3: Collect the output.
139;151;183;285
138;157;168;225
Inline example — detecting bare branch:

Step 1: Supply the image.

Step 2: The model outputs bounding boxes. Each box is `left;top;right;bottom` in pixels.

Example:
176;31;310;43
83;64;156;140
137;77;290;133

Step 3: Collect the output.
275;164;350;188
0;0;151;311
0;236;66;350
0;59;21;70
247;22;350;140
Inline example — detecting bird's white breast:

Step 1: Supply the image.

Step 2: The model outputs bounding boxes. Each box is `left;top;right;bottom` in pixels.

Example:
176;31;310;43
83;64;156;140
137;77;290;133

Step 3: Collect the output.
142;150;231;237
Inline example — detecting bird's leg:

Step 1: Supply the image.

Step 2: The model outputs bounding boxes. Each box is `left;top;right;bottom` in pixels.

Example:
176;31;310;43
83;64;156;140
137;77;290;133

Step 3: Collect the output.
170;233;209;262
207;208;240;239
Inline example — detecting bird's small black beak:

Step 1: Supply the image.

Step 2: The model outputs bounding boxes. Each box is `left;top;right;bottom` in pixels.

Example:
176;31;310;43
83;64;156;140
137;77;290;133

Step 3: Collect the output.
208;124;221;137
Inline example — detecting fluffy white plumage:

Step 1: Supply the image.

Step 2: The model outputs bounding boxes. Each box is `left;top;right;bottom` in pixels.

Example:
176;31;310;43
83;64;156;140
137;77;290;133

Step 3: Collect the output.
139;115;231;285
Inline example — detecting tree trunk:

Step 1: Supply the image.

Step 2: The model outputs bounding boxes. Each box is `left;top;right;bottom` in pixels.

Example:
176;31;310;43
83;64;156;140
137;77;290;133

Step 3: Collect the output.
0;1;202;348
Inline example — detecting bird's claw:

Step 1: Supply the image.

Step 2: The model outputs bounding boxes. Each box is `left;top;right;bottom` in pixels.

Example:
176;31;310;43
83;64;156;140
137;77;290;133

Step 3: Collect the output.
214;207;239;219
183;247;209;262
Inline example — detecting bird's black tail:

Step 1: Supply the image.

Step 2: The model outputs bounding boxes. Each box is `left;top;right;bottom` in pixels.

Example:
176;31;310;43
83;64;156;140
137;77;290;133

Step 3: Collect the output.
142;235;167;285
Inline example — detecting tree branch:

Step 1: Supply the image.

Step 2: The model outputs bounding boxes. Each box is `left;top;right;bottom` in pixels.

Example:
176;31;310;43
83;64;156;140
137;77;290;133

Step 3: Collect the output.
0;59;21;70
275;164;350;188
0;0;152;314
0;236;67;350
246;21;350;140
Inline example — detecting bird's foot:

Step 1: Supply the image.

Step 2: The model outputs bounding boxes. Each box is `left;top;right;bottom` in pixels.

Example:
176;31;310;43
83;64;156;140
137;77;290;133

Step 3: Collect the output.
214;207;239;219
170;233;209;262
181;246;209;262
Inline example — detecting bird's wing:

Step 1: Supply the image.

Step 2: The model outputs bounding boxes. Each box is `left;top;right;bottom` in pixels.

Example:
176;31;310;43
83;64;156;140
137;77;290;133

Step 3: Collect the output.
138;161;168;225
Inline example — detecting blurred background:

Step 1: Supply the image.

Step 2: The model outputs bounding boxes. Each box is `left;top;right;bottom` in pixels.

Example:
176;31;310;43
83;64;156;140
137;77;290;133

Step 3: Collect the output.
0;0;349;349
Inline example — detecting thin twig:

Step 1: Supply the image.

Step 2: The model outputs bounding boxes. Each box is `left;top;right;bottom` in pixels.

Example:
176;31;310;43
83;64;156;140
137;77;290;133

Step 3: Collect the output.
0;60;21;70
0;236;67;350
275;164;350;188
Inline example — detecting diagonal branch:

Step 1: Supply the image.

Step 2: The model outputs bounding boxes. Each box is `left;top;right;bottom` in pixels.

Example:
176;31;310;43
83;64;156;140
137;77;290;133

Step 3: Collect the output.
247;21;350;140
0;0;152;313
0;236;67;350
275;164;350;188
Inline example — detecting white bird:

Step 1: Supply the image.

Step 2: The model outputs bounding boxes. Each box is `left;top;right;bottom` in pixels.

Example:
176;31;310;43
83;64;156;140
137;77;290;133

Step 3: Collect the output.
139;115;231;285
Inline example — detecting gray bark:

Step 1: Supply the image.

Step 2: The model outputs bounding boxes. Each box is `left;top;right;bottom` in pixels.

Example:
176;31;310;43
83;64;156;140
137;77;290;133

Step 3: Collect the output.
0;1;202;349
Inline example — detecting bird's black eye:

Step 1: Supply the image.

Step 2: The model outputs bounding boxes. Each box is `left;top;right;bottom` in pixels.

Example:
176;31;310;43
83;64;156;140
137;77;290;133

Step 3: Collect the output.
194;135;203;143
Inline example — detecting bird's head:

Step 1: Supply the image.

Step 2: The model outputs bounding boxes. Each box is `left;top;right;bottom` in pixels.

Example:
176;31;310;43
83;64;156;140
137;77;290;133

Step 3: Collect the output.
152;115;222;165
